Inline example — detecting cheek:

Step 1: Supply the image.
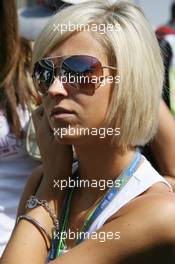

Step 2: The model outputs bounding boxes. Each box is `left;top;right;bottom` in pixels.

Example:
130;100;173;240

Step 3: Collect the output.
79;83;112;128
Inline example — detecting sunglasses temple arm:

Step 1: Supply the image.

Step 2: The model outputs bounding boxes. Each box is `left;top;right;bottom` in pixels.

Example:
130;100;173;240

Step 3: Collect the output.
102;66;117;70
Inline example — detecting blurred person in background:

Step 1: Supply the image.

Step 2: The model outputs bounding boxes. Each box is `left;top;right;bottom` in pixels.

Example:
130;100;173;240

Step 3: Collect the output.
142;37;175;190
0;0;52;256
155;2;175;119
0;0;77;257
168;1;175;33
142;6;175;187
155;1;175;119
156;2;175;37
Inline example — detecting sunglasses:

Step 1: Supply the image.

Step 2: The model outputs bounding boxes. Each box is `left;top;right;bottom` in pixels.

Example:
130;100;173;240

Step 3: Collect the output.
32;55;117;96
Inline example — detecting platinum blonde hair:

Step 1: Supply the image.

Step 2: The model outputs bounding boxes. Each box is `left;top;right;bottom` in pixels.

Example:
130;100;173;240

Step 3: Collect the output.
33;0;164;150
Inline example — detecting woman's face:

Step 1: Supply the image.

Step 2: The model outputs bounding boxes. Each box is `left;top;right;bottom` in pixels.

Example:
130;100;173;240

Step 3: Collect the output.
41;30;114;144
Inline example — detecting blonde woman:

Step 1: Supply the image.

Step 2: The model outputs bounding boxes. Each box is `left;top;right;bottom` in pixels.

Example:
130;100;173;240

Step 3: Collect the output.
2;1;175;263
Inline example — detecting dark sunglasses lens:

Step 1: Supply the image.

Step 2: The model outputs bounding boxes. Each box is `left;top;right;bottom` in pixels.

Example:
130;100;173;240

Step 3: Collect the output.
33;59;53;95
61;55;102;89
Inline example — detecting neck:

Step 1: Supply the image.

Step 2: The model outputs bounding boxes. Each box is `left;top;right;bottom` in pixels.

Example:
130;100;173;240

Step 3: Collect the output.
72;144;138;209
74;144;136;184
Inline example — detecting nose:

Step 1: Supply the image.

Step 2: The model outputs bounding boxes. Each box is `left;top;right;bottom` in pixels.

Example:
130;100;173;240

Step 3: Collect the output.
47;76;68;98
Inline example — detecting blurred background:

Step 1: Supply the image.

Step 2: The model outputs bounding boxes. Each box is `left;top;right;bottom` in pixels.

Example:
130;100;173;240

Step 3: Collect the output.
17;0;34;7
16;0;175;28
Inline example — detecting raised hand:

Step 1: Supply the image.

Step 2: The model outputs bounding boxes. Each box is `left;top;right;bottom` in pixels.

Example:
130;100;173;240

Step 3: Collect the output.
32;105;73;193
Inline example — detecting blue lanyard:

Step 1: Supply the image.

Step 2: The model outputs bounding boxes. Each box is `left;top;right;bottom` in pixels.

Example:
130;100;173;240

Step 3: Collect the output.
48;171;79;260
48;150;141;260
75;150;141;244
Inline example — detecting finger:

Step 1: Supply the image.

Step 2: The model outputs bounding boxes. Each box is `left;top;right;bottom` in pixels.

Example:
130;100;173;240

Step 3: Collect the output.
42;111;53;136
32;105;52;137
32;105;44;125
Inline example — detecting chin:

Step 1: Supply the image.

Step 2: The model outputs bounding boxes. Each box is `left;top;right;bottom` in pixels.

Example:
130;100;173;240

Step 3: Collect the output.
54;133;92;146
54;133;80;144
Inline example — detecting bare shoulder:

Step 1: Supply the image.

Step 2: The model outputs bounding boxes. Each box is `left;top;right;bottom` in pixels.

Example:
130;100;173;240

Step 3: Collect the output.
99;191;175;263
109;185;175;244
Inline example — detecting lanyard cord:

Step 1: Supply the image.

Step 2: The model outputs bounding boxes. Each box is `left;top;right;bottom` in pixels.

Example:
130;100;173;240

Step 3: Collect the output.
75;201;101;245
57;187;75;256
48;179;77;260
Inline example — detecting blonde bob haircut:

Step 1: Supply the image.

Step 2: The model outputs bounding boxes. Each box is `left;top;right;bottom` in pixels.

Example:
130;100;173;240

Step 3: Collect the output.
33;0;164;150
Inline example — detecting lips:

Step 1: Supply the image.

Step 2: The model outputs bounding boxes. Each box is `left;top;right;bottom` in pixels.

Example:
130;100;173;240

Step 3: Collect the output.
50;107;75;117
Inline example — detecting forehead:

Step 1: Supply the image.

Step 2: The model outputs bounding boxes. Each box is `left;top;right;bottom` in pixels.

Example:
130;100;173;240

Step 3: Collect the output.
48;30;109;64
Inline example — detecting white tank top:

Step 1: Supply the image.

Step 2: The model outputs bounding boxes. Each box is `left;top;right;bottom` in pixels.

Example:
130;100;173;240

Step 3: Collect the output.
87;155;172;234
46;155;173;263
46;156;172;260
